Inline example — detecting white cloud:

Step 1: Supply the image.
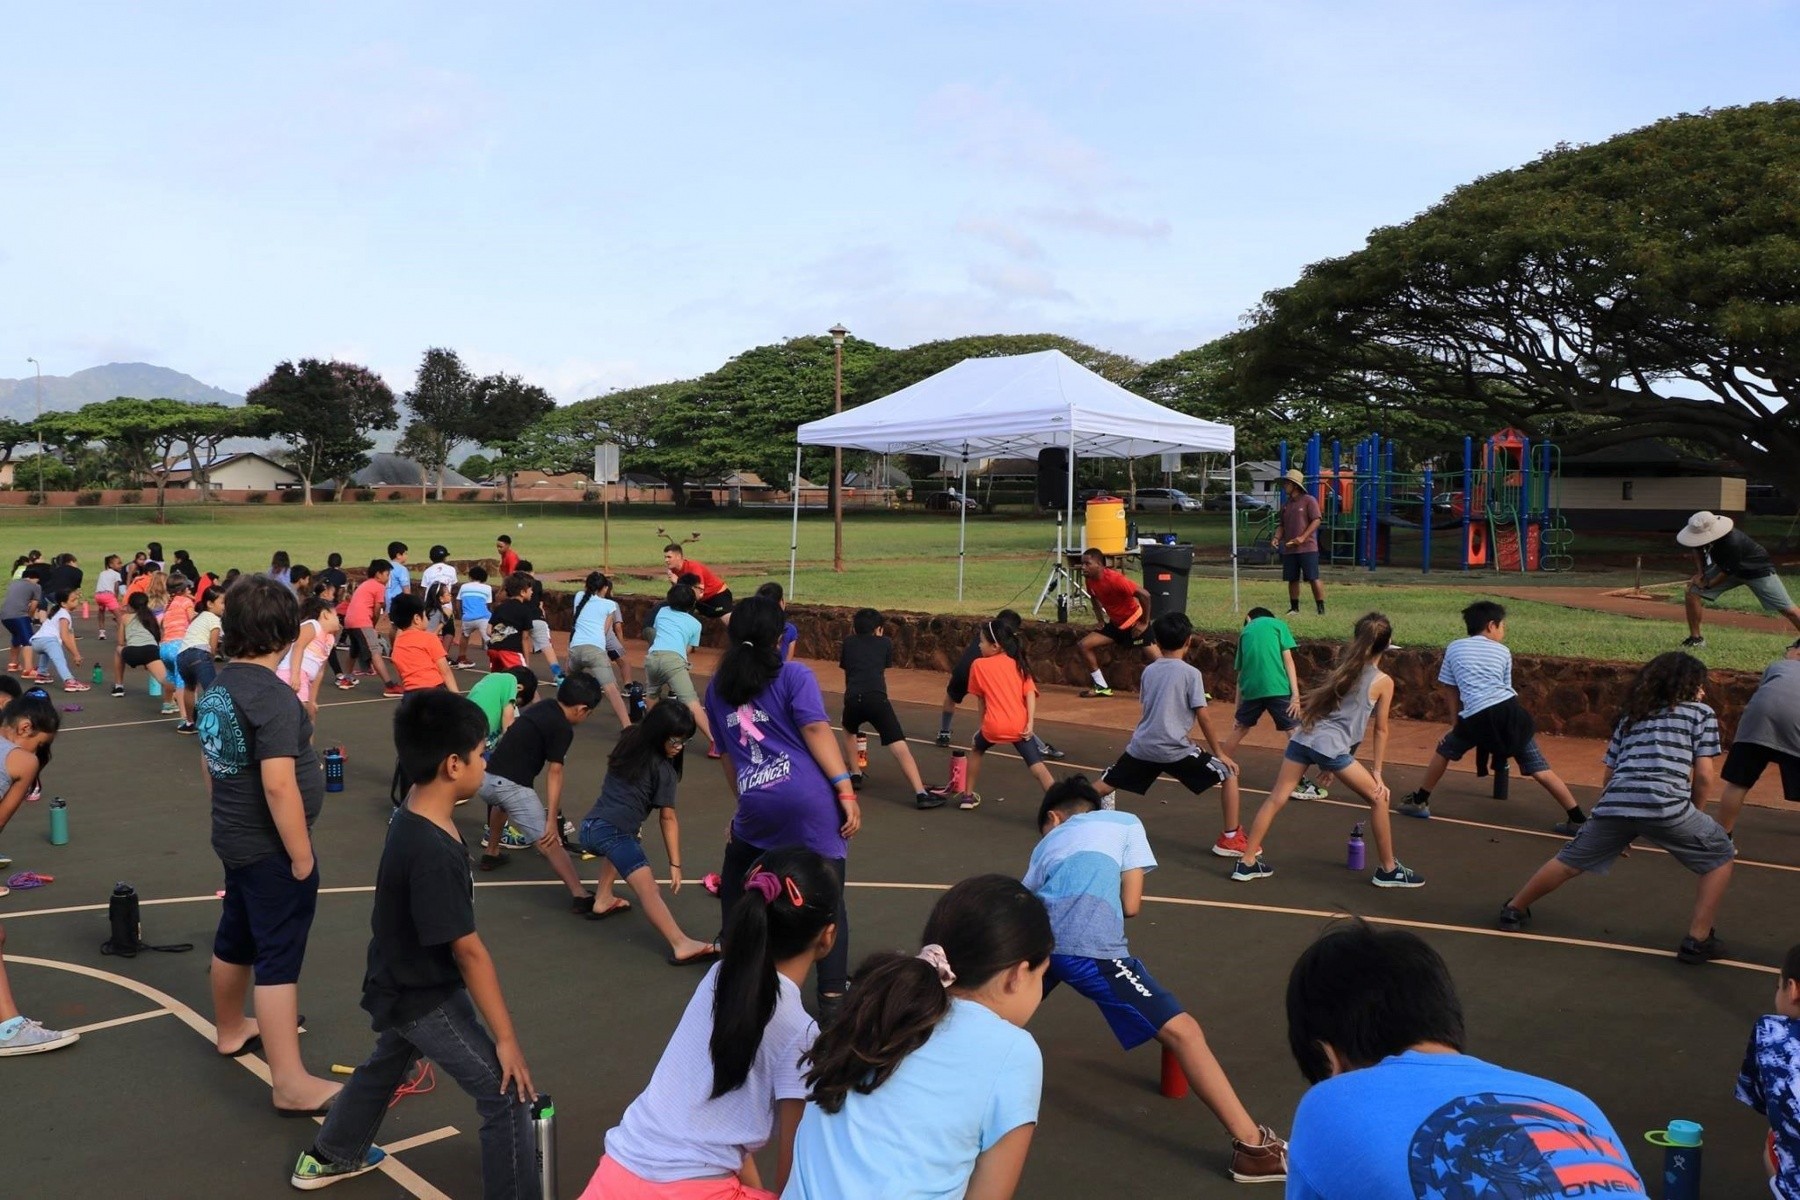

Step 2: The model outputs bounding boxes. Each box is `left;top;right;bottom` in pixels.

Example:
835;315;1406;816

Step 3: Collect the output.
921;82;1115;192
955;217;1046;260
1026;205;1171;240
968;262;1072;302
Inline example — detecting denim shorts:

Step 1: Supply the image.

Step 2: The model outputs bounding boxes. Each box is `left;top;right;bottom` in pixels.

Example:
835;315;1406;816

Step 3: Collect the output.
176;646;217;689
579;816;650;877
3;617;32;649
1284;741;1354;773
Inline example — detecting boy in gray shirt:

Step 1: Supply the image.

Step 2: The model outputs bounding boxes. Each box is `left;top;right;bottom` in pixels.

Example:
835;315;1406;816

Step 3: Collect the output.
1091;612;1245;858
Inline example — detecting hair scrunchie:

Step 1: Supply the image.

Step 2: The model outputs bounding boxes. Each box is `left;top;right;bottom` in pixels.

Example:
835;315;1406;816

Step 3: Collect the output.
744;871;782;905
916;943;956;988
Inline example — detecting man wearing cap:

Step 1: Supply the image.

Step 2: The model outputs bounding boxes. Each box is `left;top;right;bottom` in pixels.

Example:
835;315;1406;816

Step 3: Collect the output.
1273;468;1325;616
1679;511;1800;647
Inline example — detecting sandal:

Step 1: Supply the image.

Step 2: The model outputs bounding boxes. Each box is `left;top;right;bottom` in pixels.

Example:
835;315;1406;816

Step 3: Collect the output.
668;943;720;967
584;900;632;921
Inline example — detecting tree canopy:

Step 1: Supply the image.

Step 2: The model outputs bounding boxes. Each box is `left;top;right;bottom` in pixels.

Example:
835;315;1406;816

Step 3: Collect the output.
402;348;478;499
246;359;398;502
1225;100;1800;478
468;373;556;498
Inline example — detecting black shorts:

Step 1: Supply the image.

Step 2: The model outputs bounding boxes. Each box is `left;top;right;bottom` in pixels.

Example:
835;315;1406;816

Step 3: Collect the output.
946;644;981;704
122;644;161;669
1094;622;1140;648
1101;749;1231;796
695;588;733;620
1281;551;1320;583
1436;698;1551;775
213;852;320;987
1721;741;1800;800
1233;695;1298;732
973;732;1044;765
843;692;905;745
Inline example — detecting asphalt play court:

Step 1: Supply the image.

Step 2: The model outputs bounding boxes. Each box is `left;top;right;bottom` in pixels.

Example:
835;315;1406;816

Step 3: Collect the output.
5;652;1795;1198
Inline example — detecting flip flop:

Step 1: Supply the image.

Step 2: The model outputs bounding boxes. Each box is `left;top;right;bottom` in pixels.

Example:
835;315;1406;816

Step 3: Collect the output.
274;1099;337;1119
668;943;720;967
584;901;632;921
220;1014;306;1058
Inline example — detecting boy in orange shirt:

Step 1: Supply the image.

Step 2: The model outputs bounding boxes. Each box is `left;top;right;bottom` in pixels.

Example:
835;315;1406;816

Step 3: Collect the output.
1077;547;1152;699
957;618;1057;810
388;596;458;695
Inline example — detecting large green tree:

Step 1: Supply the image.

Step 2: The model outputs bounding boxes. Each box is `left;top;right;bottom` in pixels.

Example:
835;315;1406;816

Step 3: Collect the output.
166;402;273;497
1227;100;1800;480
38;397;197;513
402;348;479;500
468;373;557;499
510;381;696;483
246;359;399;503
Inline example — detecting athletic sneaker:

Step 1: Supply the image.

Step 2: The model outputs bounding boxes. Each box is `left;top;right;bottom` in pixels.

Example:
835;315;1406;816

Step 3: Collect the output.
956;791;981;811
1079;686;1114;699
1037;740;1067;761
934;731;951;748
1228;1125;1289;1184
110;684;124;697
61;680;88;692
0;1016;79;1057
500;824;531;850
915;790;945;810
382;683;405;698
175;721;197;735
1397;791;1431;819
453;659;475;669
1681;635;1706;648
1291;778;1329;801
1372;862;1426;888
1677;930;1722;965
1497;903;1531;932
291;1146;388;1191
1551;818;1582;837
159;702;178;716
334;675;357;690
1230;858;1274;882
1211;828;1249;858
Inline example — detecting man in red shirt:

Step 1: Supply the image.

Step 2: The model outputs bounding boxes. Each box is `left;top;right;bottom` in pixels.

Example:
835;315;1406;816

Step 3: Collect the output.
495;534;520;577
1273;468;1325;616
345;560;400;694
663;544;733;620
1078;547;1152;698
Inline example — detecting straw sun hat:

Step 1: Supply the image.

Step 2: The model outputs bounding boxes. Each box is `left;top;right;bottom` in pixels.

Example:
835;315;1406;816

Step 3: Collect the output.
1281;467;1308;489
1676;511;1734;548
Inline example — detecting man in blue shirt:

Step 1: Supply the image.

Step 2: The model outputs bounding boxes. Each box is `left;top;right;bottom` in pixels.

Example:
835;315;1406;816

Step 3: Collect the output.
1284;923;1645;1199
1022;776;1287;1185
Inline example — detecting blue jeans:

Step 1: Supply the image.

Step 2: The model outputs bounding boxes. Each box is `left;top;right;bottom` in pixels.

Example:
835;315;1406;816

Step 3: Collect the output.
29;637;71;681
314;990;538;1199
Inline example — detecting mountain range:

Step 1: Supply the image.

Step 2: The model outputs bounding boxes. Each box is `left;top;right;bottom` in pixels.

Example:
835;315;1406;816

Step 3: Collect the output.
0;363;244;421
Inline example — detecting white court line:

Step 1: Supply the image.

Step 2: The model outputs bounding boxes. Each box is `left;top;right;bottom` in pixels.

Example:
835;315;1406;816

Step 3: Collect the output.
66;1007;174;1035
57;695;394;734
380;1126;462;1155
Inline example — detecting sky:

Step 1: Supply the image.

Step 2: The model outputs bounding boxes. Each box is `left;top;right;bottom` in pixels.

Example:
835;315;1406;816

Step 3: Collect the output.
3;1;1797;401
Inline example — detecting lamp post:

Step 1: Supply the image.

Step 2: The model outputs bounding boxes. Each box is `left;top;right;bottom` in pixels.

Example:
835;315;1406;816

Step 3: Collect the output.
24;358;42;495
829;324;847;573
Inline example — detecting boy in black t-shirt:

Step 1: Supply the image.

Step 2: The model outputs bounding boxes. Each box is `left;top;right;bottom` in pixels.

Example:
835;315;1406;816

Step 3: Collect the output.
290;690;539;1194
840;608;938;810
485;572;536;674
513;559;565;683
477;672;601;913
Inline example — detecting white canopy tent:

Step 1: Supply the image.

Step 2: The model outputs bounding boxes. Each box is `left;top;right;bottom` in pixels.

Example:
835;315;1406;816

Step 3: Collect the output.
792;349;1241;610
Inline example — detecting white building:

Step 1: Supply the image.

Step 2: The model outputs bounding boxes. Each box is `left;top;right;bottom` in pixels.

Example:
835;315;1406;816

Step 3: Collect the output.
165;452;303;491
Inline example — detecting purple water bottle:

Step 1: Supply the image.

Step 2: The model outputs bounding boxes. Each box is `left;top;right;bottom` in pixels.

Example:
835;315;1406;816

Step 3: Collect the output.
1346;823;1365;871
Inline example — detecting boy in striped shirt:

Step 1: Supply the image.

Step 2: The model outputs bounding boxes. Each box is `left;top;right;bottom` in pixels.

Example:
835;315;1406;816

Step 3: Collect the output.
1497;651;1734;964
1398;601;1587;834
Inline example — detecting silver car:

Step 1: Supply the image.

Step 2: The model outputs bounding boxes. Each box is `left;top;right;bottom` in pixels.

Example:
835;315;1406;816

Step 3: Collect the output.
1133;487;1201;512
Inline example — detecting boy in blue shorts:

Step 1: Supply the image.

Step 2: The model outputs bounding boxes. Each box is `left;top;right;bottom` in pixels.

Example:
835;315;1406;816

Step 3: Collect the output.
1023;775;1287;1185
1219;607;1328;800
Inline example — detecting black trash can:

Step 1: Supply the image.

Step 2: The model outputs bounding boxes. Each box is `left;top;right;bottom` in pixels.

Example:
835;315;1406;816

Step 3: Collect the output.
1141;543;1194;622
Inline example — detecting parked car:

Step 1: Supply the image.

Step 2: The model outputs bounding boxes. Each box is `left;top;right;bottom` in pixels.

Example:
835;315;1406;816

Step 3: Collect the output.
1134;487;1201;513
925;489;980;512
1076;487;1114;505
1201;492;1275;512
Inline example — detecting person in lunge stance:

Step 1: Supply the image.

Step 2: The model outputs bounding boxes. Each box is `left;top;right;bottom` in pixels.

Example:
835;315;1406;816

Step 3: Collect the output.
1678;510;1800;647
1076;548;1151;699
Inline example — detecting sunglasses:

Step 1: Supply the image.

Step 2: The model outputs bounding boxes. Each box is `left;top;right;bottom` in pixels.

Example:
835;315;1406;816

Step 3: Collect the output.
665;735;693;748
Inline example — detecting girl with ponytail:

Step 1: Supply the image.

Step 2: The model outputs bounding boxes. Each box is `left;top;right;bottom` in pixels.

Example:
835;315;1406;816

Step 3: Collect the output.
958;620;1055;811
580;847;840;1200
1232;612;1425;888
786;874;1052;1200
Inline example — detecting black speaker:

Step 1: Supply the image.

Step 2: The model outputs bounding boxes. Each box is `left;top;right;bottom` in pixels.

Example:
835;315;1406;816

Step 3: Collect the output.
1036;448;1070;510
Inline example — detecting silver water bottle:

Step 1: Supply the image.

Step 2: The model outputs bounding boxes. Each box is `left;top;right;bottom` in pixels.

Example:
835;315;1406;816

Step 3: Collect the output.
531;1093;558;1198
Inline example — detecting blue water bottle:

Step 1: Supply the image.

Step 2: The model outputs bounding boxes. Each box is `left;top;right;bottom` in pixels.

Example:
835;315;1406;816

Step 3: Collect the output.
1646;1119;1702;1200
1346;823;1365;871
324;747;345;794
49;797;68;846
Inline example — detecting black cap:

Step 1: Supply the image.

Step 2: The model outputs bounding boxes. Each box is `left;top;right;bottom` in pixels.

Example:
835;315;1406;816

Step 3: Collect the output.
429;545;449;562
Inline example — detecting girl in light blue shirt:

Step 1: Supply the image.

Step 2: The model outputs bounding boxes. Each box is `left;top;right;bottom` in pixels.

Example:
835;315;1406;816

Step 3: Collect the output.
783;875;1052;1200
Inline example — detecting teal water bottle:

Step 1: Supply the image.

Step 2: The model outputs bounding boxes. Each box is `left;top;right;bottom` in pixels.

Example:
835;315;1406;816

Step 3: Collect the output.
91;663;103;685
148;675;162;698
48;797;68;846
1646;1120;1701;1200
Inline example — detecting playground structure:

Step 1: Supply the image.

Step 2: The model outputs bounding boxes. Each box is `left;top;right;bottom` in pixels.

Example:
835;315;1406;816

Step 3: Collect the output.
1256;427;1574;573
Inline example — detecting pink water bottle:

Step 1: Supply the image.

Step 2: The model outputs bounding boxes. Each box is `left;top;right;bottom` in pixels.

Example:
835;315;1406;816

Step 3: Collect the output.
947;749;968;794
1347;823;1366;871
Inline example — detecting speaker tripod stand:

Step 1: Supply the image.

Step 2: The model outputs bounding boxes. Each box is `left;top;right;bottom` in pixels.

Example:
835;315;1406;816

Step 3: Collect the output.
1032;513;1091;622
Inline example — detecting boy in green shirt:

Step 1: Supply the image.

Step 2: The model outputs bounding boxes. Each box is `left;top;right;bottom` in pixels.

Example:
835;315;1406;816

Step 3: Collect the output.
1221;607;1328;799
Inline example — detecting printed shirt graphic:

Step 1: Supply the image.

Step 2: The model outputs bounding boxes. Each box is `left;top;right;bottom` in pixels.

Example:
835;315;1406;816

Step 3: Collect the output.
1021;810;1155;959
198;683;250;781
200;663;325;869
1738;1014;1800;1200
703;662;844;859
1287;1051;1645;1200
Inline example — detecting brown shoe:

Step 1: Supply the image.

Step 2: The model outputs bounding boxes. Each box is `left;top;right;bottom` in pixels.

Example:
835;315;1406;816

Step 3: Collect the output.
1228;1125;1287;1184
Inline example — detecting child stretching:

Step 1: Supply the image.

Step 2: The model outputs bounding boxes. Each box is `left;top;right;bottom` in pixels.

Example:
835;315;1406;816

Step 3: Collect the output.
1737;942;1800;1199
455;564;494;668
579;847;840;1199
1219;607;1327;801
568;572;633;726
646;584;713;750
1233;613;1425;888
1498;651;1733;963
935;609;1064;761
578;700;720;966
839;608;938;810
159;575;197;721
1398;601;1586;834
956;620;1054;812
1025;776;1288;1183
785;875;1051;1200
757;581;799;661
475;671;600;913
278;598;341;720
111;592;173;699
1714;641;1800;835
28;591;86;692
289;690;538;1193
469;667;536;756
174;585;226;733
1090;613;1246;858
388;595;459;694
0;689;73;1052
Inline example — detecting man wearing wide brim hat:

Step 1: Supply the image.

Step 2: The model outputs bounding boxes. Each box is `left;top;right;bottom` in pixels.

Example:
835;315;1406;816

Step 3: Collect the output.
1678;511;1800;647
1272;468;1325;616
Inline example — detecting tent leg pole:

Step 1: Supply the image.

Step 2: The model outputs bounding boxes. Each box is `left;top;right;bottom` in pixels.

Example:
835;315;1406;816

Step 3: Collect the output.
1230;453;1240;614
1064;422;1076;614
957;455;968;601
788;445;802;597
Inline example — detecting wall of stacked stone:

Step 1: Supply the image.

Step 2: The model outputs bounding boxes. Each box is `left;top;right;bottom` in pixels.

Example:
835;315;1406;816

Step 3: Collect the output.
514;582;1764;742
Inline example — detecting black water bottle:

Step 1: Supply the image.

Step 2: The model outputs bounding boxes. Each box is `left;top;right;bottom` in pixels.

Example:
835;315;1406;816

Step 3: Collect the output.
106;882;141;956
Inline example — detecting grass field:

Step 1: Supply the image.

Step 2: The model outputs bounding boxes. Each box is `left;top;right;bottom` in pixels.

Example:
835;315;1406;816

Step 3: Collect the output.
3;502;1794;672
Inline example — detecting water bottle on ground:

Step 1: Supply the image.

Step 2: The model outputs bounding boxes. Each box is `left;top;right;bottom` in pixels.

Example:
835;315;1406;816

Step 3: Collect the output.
324;747;345;794
531;1094;558;1199
1647;1120;1702;1200
854;736;868;770
1347;823;1365;871
49;797;68;846
947;749;968;795
91;664;102;685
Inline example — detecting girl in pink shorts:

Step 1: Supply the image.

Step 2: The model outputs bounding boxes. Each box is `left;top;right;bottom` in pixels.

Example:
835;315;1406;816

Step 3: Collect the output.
278;597;339;718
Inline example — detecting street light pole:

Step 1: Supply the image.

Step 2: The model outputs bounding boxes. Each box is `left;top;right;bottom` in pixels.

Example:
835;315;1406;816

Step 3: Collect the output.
829;324;847;573
25;358;42;495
